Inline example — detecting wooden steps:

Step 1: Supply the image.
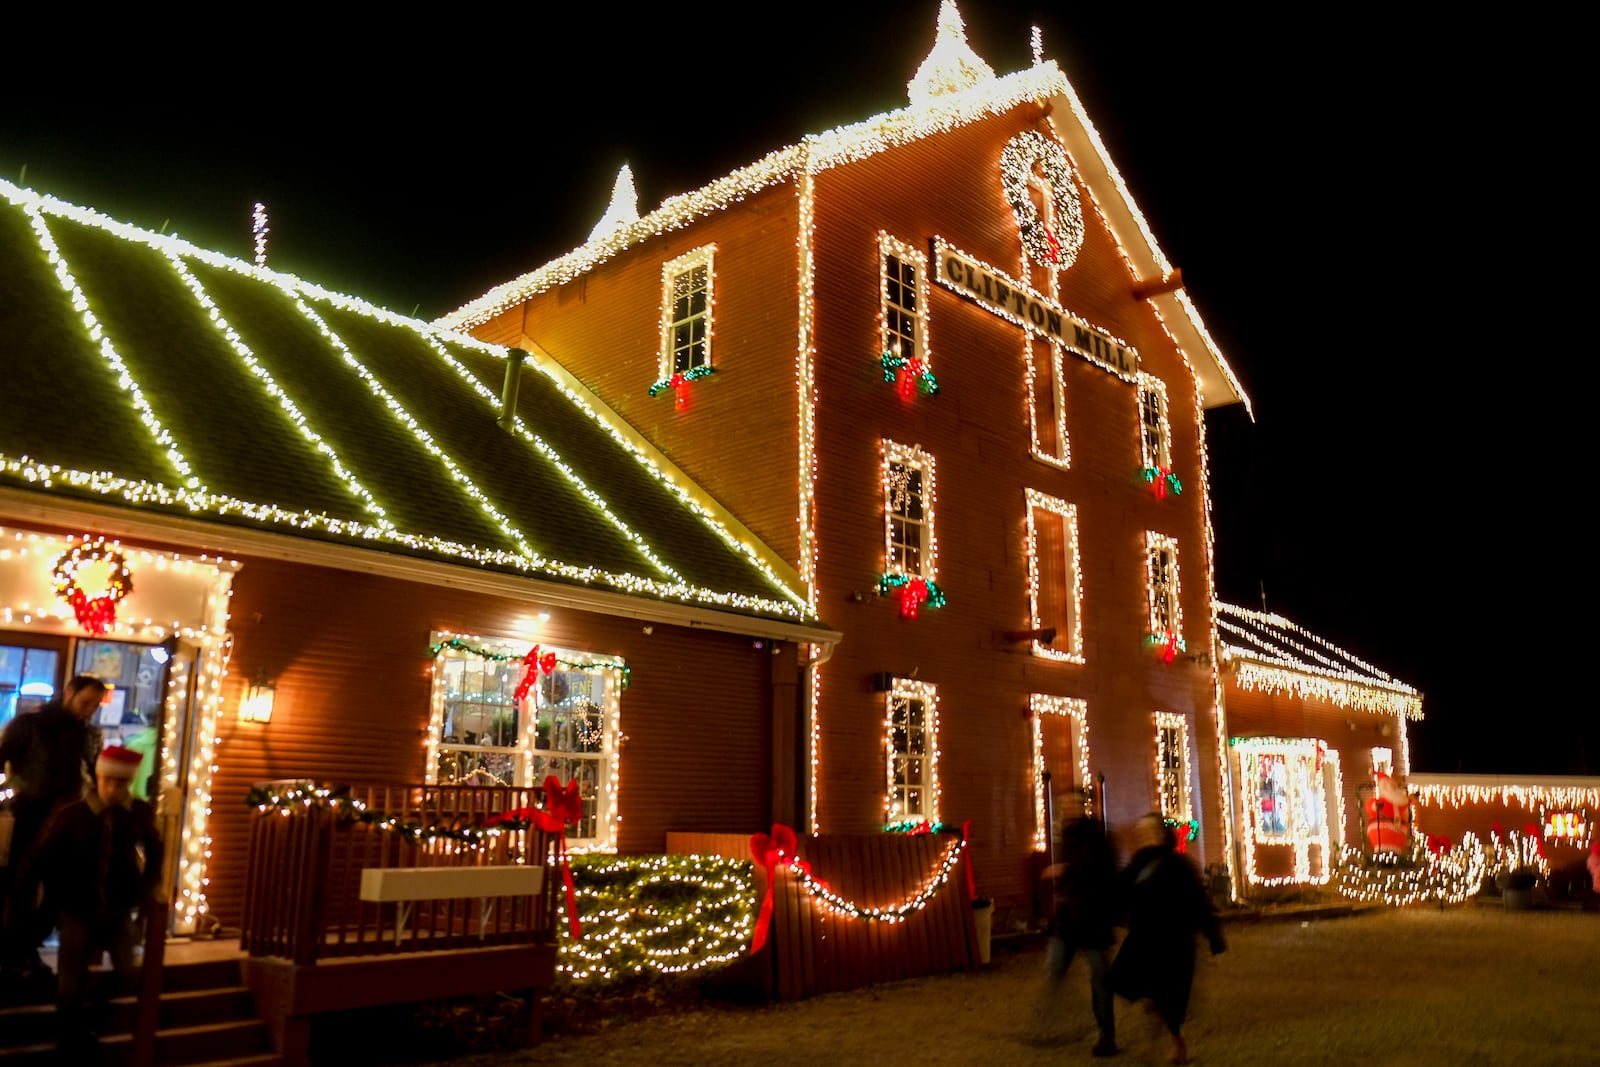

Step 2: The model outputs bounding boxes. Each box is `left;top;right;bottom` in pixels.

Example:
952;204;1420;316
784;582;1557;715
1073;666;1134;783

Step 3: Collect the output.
0;955;280;1067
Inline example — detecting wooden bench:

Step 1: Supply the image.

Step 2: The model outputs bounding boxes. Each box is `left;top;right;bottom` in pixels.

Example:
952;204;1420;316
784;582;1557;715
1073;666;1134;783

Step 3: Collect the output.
359;865;544;944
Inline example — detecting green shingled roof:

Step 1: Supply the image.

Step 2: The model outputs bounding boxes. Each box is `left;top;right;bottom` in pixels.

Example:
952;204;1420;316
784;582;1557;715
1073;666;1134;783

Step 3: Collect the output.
0;179;813;624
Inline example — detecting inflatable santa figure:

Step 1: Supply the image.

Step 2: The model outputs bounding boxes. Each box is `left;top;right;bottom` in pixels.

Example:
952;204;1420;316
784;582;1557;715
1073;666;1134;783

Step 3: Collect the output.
1364;771;1411;853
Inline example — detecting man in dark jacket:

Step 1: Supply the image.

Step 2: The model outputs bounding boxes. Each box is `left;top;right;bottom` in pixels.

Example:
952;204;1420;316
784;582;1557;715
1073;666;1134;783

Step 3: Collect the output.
1041;788;1119;1056
0;673;106;991
25;744;163;1059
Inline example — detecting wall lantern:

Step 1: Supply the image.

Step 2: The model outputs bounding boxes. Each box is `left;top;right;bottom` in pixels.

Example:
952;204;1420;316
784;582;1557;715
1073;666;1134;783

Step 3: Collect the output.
239;681;276;724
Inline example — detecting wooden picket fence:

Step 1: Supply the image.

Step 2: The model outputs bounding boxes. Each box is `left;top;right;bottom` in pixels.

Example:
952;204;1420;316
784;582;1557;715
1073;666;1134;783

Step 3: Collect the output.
667;830;980;1000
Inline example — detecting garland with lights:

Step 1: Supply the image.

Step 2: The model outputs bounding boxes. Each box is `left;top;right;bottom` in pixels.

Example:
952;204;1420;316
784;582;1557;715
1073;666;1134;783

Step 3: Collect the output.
428;636;631;688
1142;465;1182;498
999;130;1084;269
647;365;716;401
880;351;940;399
52;537;135;635
884;818;950;835
878;573;946;619
748;822;969;951
1148;629;1186;664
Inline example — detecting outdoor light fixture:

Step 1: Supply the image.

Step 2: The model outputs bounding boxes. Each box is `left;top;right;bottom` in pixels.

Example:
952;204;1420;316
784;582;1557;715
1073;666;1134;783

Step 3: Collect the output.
239;680;276;724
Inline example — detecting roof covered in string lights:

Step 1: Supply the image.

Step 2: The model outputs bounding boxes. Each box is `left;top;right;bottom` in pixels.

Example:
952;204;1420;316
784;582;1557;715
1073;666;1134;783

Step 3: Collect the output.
0;178;815;625
1215;601;1423;720
437;0;1249;413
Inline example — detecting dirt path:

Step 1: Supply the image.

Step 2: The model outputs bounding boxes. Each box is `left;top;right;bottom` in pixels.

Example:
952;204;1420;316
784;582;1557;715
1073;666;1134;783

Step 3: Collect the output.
378;904;1599;1066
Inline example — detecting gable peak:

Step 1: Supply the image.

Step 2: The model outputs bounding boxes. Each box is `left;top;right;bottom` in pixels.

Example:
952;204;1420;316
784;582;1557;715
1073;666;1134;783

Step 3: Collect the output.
907;0;996;106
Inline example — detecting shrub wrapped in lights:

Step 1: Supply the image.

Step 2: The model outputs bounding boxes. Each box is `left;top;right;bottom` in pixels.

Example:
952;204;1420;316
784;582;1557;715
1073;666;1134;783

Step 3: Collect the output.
1336;830;1487;907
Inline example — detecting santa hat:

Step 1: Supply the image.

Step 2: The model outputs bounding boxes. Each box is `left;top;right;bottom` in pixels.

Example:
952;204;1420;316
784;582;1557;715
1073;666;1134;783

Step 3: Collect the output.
96;745;143;781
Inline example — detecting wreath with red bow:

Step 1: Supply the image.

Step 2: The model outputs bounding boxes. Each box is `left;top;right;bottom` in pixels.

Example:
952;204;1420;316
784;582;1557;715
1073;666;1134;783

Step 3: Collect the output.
52;538;134;635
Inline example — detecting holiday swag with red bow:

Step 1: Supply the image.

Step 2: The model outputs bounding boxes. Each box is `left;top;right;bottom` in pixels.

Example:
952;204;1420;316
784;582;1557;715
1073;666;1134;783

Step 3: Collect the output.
747;821;972;953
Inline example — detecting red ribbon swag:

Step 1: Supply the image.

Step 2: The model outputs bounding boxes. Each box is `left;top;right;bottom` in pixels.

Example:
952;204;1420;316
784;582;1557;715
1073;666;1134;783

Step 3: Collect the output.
748;823;798;954
488;774;585;940
747;821;977;952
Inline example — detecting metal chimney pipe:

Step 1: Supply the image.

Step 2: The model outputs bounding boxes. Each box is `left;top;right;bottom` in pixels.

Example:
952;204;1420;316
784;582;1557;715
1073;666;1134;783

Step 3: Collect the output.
499;348;527;430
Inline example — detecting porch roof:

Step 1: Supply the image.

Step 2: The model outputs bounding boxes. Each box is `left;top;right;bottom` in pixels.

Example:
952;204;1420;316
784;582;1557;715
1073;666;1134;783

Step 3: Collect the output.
1214;601;1423;720
0;180;822;632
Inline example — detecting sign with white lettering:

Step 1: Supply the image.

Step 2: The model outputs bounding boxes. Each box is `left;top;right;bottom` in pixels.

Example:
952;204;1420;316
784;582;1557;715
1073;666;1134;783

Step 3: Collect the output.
931;238;1138;381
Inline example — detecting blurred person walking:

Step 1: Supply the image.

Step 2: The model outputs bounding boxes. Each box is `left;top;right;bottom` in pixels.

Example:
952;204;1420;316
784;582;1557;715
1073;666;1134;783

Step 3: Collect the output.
1107;812;1225;1066
1038;787;1119;1056
0;673;106;999
23;744;164;1062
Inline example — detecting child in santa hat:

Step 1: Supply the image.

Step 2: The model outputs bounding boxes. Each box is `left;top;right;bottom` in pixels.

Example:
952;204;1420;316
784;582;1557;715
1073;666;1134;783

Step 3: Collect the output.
21;744;164;1059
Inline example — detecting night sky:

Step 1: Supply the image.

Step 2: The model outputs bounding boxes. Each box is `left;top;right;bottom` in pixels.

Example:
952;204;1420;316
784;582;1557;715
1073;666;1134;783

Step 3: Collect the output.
2;4;1586;775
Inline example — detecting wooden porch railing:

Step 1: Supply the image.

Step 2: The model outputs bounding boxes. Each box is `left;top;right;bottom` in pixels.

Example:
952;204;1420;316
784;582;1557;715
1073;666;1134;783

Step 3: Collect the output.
239;781;558;963
237;782;562;1066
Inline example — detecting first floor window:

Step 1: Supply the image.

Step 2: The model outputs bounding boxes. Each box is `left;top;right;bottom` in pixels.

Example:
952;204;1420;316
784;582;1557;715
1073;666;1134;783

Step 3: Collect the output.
429;632;622;846
1155;712;1192;822
885;679;939;823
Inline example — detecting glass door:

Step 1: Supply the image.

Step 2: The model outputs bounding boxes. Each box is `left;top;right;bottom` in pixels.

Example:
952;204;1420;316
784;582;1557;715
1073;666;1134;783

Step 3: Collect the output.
0;633;67;729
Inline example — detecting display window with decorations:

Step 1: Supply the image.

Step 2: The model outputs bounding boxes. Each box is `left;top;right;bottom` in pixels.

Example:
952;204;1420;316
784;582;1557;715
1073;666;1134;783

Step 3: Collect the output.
1231;737;1343;887
426;632;624;850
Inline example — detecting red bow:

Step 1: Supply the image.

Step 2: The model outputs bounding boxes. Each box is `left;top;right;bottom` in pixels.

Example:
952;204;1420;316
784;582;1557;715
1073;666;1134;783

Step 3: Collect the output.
898;577;930;619
1157;629;1181;664
69;591;119;635
537;775;583;940
512;646;558;705
1044;228;1061;264
749;823;798;953
670;372;691;409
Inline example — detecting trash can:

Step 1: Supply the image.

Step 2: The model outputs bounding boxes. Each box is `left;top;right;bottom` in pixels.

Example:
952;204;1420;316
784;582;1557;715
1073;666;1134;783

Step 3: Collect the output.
972;898;993;965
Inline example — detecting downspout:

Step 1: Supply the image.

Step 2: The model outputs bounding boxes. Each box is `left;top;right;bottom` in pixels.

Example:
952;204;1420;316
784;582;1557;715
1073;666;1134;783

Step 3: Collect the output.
498;348;527;431
801;639;837;833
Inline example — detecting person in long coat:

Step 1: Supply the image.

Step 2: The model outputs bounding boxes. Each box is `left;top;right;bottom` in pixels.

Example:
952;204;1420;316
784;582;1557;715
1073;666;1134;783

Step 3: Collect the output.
1107;812;1225;1065
1040;788;1119;1055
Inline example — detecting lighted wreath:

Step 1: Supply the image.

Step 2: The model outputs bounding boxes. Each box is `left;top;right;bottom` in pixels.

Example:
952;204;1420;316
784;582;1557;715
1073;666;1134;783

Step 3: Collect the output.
52;537;134;636
1000;130;1084;270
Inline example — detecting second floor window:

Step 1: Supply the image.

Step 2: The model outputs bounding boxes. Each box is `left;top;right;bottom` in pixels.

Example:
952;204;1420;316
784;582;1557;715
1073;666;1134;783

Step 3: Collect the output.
1138;374;1172;472
1144;532;1182;639
660;246;715;376
883;441;936;579
1024;488;1083;661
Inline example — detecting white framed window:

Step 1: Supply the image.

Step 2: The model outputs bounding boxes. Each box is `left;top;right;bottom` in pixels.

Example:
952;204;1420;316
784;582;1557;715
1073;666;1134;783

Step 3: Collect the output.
1029;694;1089;850
659;245;715;377
1233;738;1340;886
883;441;936;581
1137;373;1172;474
879;233;928;368
885;678;939;823
427;632;623;849
1154;711;1192;822
1144;532;1182;640
1023;488;1082;662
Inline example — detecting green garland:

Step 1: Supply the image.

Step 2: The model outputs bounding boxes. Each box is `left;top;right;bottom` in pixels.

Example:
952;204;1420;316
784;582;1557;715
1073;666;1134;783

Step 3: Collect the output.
429;636;630;688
